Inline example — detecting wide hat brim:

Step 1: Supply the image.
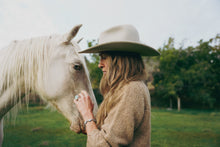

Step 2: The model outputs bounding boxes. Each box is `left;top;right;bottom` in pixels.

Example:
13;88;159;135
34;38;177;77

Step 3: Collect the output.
79;41;160;56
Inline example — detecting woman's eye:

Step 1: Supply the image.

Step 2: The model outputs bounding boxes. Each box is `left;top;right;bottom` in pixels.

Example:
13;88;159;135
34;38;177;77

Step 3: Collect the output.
100;56;107;60
73;64;82;71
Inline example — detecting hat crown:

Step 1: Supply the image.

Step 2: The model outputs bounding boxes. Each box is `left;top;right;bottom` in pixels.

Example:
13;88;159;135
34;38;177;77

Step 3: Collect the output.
99;25;140;44
79;24;160;56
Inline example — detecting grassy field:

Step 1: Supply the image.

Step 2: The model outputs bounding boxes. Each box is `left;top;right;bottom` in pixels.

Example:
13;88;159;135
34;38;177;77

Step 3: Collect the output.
2;106;220;147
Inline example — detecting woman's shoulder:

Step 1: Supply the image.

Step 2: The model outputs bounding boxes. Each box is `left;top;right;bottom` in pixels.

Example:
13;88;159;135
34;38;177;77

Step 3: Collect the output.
120;80;149;97
117;81;149;110
124;80;147;90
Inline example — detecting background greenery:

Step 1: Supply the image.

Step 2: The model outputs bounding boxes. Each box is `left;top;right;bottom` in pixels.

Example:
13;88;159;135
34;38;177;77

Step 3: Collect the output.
3;106;220;147
152;35;220;110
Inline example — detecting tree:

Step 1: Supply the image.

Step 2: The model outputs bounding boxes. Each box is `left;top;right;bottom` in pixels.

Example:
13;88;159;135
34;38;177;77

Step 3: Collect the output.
153;37;184;110
153;35;220;109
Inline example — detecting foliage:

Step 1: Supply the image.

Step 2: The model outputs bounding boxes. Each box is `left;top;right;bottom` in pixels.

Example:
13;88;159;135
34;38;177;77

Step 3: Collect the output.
4;106;220;147
153;35;220;109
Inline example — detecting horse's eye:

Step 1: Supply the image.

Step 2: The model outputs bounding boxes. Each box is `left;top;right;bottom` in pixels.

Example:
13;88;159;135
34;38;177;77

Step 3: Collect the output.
73;64;82;71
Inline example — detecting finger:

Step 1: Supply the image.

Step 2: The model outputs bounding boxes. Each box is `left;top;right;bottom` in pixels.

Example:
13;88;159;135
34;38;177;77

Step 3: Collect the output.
73;99;78;106
78;93;84;100
73;97;79;104
78;93;83;98
81;90;90;99
80;90;88;98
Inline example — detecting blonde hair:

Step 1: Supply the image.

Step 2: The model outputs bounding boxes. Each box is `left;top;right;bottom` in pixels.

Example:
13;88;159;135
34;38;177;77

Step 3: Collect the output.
96;52;146;127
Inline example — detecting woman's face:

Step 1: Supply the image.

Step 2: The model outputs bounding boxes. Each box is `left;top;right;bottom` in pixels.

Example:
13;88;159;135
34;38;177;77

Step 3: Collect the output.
98;53;109;75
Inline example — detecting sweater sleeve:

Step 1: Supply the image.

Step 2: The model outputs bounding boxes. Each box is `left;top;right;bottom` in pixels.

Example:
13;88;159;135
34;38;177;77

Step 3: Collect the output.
87;81;146;147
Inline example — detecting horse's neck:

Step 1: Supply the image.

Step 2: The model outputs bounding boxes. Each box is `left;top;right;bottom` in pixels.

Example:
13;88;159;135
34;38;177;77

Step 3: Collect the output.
0;81;25;119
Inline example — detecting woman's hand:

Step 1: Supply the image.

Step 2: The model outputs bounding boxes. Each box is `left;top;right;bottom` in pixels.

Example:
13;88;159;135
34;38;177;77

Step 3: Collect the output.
74;90;94;121
74;90;98;134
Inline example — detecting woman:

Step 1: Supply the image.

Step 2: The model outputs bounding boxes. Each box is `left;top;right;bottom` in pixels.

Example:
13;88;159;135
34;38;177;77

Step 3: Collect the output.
74;25;160;147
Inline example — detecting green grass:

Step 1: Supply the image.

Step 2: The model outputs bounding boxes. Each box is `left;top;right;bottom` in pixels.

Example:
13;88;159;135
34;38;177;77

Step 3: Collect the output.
151;108;220;147
3;107;87;147
2;107;220;147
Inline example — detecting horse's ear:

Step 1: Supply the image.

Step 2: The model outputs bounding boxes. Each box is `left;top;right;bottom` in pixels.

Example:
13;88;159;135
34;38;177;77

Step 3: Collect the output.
77;37;83;44
66;24;82;43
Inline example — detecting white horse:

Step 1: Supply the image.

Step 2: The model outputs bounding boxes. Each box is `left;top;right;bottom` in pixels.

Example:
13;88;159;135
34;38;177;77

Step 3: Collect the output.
0;24;98;146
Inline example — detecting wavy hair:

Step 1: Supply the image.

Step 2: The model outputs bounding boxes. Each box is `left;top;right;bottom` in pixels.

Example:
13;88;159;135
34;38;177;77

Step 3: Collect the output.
96;52;147;127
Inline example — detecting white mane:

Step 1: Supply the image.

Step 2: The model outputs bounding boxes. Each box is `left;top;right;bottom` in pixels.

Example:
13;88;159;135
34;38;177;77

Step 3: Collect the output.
0;34;68;114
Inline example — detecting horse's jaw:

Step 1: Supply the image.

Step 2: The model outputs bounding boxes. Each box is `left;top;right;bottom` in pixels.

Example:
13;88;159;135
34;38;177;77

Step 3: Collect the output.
49;95;84;133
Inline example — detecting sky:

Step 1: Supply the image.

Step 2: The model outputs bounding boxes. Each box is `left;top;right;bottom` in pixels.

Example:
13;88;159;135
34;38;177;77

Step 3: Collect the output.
0;0;219;51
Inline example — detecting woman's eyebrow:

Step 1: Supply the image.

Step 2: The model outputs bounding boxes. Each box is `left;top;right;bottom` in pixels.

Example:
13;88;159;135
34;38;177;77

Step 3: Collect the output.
99;53;107;59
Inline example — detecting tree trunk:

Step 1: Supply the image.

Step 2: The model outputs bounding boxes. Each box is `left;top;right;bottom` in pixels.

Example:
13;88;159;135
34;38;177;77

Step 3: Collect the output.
177;97;181;111
170;98;173;109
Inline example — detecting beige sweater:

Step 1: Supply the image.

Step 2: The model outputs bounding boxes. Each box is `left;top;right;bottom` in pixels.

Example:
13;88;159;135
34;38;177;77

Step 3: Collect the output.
87;81;151;147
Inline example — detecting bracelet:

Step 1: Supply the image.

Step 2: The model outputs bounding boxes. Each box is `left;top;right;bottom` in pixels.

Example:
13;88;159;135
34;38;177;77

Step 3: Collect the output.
84;119;97;129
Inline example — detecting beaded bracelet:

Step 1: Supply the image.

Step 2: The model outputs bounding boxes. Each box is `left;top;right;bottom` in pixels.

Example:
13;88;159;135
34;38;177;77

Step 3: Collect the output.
84;119;97;129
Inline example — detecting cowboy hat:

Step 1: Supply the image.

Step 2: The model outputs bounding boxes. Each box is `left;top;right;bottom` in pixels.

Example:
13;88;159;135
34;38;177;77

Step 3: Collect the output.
79;24;160;56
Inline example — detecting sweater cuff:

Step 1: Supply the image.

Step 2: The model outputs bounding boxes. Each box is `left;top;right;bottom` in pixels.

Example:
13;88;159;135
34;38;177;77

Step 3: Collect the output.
87;128;99;136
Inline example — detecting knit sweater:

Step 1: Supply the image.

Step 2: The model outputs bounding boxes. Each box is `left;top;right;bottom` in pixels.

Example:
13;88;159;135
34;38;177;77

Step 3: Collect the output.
87;81;151;147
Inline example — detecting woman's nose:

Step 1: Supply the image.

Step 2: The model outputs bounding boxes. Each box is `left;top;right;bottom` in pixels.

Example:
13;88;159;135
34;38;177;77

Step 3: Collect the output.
98;63;103;69
98;61;104;69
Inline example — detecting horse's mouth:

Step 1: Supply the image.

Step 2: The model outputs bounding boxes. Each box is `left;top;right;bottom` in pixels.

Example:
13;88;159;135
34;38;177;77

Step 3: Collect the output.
70;121;81;133
69;118;85;134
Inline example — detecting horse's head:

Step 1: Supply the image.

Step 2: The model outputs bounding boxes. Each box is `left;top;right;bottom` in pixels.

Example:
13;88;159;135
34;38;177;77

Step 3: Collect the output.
37;25;98;133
